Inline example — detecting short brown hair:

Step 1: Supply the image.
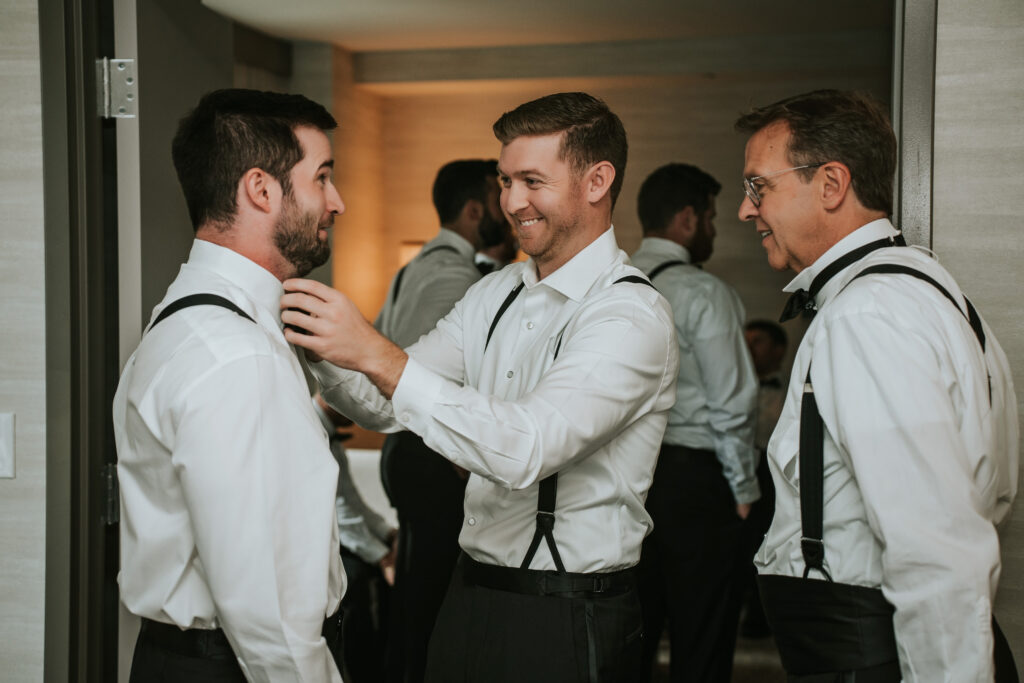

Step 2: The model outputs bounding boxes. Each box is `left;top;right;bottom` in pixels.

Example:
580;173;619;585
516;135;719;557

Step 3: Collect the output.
637;163;721;236
172;89;337;231
493;92;628;207
734;89;895;215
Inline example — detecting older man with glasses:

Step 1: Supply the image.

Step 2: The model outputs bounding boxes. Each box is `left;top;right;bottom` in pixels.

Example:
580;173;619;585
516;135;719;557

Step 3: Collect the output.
736;89;1018;682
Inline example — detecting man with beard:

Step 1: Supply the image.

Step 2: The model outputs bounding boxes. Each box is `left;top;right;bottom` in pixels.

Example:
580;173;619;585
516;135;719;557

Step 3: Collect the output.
474;199;519;275
281;92;678;683
113;89;346;682
630;163;759;682
372;158;505;683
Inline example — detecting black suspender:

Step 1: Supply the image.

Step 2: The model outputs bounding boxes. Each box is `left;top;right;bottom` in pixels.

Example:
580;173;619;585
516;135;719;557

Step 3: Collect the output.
647;259;687;280
483;272;654;572
851;264;986;350
613;275;656;288
148;293;255;332
485;283;525;350
798;362;830;580
798;262;988;580
391;244;460;304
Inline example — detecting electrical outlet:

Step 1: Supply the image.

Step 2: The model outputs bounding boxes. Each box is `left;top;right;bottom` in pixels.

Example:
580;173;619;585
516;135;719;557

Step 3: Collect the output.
0;413;14;478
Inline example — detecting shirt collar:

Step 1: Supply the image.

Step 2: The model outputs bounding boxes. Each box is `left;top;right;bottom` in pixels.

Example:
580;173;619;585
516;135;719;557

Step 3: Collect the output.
188;239;285;324
432;228;477;259
639;236;692;264
783;218;900;308
522;226;620;301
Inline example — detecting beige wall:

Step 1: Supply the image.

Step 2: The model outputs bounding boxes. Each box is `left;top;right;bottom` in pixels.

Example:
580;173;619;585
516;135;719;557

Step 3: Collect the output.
0;0;47;680
933;0;1024;659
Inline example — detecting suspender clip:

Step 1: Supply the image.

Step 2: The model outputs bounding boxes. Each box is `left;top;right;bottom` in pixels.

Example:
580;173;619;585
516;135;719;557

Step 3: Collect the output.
536;510;555;532
800;536;825;567
800;536;833;581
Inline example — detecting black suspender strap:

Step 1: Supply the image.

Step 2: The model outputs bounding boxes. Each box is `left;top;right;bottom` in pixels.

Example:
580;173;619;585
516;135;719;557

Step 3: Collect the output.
849;264;986;351
391;244;460;304
798;363;831;581
521;475;567;573
798;258;991;580
485;282;525;350
613;275;656;289
148;293;255;332
647;260;687;280
507;272;653;573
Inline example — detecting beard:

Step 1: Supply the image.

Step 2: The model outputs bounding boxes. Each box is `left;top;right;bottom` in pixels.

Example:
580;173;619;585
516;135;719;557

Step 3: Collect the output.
273;194;331;278
689;226;714;264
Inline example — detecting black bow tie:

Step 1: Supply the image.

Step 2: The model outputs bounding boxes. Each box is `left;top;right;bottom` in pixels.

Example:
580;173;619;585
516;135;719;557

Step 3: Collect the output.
779;237;899;323
760;377;782;389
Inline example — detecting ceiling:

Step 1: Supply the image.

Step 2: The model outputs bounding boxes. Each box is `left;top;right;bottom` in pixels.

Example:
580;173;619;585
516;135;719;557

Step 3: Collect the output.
203;0;894;52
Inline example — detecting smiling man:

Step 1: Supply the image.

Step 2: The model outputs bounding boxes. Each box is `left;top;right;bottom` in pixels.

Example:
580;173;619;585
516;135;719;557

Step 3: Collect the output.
736;89;1018;682
113;89;346;682
281;92;678;683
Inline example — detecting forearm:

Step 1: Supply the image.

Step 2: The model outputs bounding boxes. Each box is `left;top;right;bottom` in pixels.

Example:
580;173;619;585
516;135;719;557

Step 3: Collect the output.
713;433;760;504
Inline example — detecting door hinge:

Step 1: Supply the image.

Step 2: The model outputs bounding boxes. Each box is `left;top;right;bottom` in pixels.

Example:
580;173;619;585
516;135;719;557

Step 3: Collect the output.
102;462;120;525
96;57;137;119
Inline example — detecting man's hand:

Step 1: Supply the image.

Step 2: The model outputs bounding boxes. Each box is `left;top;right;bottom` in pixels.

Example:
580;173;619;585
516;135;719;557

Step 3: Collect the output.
282;279;408;398
736;503;752;520
379;529;398;586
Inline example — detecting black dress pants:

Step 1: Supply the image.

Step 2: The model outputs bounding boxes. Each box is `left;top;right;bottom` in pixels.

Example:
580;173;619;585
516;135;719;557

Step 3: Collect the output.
129;619;247;683
339;547;391;683
425;557;643;683
128;612;342;682
637;445;745;682
380;431;466;683
737;448;775;635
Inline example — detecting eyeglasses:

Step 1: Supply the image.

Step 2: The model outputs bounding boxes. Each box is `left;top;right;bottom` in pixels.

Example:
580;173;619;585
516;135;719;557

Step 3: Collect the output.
742;163;824;207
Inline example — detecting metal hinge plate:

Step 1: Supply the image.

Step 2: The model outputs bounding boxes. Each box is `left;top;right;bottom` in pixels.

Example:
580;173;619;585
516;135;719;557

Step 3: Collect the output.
102;462;120;525
96;57;137;119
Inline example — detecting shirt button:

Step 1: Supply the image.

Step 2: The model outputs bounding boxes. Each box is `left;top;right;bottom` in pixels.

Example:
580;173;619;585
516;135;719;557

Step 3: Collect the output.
467;517;477;526
506;370;514;378
400;412;411;423
526;321;534;330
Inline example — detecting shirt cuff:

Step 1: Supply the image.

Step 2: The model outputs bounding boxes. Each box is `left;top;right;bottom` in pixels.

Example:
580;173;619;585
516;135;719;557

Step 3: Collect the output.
731;477;761;505
391;357;446;437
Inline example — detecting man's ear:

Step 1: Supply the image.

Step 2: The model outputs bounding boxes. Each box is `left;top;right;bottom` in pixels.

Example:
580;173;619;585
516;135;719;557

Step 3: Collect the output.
461;198;484;224
668;206;697;245
240;167;280;214
819;161;852;211
582;161;616;205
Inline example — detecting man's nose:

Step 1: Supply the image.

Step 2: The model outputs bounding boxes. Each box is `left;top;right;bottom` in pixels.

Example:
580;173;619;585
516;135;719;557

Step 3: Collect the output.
328;182;345;215
502;183;528;215
738;194;758;222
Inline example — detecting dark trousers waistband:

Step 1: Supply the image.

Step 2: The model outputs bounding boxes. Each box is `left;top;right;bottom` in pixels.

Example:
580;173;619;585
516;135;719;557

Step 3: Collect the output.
757;574;898;676
139;618;235;659
460;554;635;598
140;610;343;660
661;443;715;459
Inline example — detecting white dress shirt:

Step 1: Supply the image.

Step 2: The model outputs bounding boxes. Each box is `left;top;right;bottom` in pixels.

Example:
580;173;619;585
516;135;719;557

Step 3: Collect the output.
114;240;345;683
316;227;679;573
756;219;1018;682
631;237;760;504
374;228;480;348
313;401;395;564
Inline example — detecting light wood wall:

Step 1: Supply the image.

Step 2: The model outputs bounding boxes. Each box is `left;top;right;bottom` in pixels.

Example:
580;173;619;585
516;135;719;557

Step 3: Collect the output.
933;0;1024;661
0;0;47;680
